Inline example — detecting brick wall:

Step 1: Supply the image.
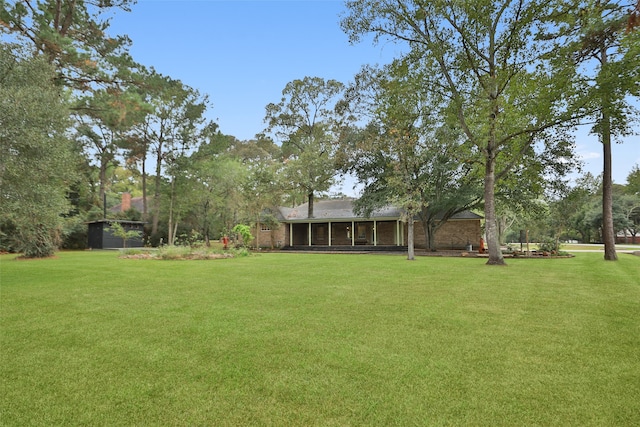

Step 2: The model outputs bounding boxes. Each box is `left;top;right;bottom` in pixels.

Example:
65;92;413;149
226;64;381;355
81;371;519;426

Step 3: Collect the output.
254;218;481;250
255;224;286;248
411;219;482;250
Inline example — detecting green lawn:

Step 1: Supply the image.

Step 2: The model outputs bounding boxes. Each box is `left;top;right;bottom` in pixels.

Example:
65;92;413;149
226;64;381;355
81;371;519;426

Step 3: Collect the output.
1;251;639;426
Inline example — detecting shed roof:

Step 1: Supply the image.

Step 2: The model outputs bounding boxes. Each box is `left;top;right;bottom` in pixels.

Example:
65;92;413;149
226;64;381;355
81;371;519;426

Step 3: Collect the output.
86;219;146;225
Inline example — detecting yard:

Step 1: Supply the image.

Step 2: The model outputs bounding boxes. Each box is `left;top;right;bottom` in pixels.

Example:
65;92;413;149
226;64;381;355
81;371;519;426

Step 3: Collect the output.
1;251;639;426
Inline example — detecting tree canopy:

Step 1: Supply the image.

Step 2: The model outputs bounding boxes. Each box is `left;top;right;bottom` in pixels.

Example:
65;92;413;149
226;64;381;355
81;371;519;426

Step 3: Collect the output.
1;0;637;257
342;0;589;264
1;0;138;90
265;77;344;218
0;44;74;257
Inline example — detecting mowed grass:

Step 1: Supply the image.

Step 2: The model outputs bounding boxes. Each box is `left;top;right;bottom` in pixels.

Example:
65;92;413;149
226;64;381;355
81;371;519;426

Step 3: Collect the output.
1;251;639;426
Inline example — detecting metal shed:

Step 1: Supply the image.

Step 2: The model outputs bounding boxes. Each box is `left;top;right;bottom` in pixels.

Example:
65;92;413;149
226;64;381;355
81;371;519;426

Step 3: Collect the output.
87;220;146;249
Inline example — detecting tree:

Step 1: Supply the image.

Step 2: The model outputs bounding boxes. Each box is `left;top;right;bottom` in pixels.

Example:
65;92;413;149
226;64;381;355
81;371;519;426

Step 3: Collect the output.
0;44;74;257
232;224;253;248
625;164;640;195
242;159;284;249
74;87;147;203
618;193;640;242
566;173;603;242
128;71;214;239
339;63;482;258
264;77;344;218
107;222;141;249
342;0;587;265
186;132;254;245
0;0;138;91
621;166;640;241
628;0;640;30
551;0;640;260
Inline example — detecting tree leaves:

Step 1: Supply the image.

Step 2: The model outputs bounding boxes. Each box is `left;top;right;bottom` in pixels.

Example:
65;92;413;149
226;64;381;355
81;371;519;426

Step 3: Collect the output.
0;44;73;257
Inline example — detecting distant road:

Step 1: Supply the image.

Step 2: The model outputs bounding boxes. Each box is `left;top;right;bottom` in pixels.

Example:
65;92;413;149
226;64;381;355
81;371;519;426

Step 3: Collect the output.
563;243;639;253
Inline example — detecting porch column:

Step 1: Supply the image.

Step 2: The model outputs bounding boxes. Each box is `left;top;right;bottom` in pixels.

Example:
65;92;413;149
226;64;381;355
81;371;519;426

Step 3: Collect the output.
395;220;399;245
373;220;377;246
289;223;293;247
351;220;355;246
308;223;312;246
328;222;332;246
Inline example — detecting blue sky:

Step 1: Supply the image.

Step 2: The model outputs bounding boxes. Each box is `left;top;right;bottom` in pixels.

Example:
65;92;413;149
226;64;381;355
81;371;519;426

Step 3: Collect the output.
107;0;639;190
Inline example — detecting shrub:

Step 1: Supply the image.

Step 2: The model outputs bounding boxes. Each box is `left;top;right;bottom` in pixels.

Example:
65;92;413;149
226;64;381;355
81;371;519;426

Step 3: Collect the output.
61;216;87;250
232;224;253;248
16;224;59;258
108;223;142;249
157;245;191;260
232;247;251;257
175;230;205;247
538;237;560;253
120;248;143;256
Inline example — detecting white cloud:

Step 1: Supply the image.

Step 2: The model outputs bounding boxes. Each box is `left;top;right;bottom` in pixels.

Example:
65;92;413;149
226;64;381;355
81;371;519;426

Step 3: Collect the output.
578;151;601;160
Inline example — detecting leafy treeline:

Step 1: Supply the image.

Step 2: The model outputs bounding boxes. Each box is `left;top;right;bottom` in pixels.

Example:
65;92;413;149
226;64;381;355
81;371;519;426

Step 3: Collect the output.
499;168;640;247
340;0;639;263
1;0;638;261
0;0;286;255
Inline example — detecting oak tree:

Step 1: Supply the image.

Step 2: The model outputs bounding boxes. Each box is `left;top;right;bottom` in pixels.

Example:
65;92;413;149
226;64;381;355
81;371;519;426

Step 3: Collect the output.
342;0;587;264
265;77;344;218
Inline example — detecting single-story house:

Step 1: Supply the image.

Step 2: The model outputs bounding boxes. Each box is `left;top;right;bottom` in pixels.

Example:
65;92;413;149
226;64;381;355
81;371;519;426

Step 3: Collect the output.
254;199;483;251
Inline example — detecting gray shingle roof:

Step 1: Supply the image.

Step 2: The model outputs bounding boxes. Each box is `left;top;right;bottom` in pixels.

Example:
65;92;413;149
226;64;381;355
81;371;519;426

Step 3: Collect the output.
277;199;482;222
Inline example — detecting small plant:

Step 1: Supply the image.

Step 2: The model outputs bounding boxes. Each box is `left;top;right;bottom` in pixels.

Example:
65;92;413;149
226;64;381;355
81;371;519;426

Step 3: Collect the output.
232;247;251;257
175;230;205;248
121;248;143;256
108;223;142;249
157;245;191;260
232;224;253;248
538;236;560;254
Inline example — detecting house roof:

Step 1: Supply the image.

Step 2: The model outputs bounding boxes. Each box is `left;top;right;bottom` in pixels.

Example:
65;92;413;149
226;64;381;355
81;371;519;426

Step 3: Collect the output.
277;199;482;222
279;199;401;221
110;196;147;213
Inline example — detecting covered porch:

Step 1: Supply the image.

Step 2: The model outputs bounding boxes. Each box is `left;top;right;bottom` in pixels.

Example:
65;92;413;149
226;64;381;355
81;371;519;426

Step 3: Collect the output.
286;219;405;247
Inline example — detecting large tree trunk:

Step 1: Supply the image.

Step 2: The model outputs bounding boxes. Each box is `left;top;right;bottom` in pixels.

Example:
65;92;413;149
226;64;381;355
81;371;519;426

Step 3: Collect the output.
168;177;175;245
307;192;314;218
202;199;210;247
485;85;505;265
600;48;618;261
152;144;162;237
141;151;148;222
422;219;437;251
407;218;415;260
601;111;618;260
99;154;108;209
485;157;505;265
255;218;261;249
